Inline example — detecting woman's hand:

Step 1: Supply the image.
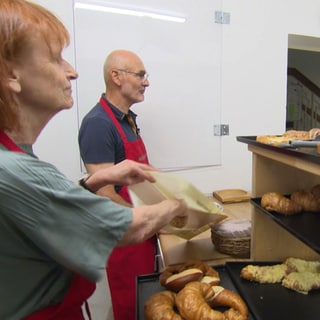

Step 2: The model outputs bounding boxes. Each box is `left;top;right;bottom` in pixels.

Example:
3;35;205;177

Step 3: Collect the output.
118;199;188;245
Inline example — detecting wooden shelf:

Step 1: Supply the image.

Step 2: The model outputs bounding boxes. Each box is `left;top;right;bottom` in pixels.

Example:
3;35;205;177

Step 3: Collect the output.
238;136;320;261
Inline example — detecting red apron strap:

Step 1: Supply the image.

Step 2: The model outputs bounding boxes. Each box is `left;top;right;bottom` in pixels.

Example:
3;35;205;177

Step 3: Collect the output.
100;97;128;143
100;97;149;202
0;130;25;153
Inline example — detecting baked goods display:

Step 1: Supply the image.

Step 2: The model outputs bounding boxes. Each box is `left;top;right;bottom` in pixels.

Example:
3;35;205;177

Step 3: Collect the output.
240;257;320;295
145;260;248;320
256;128;320;146
261;184;320;215
144;258;320;319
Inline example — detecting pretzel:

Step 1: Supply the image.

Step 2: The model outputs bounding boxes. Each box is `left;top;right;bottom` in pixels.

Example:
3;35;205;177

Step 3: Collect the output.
159;260;220;292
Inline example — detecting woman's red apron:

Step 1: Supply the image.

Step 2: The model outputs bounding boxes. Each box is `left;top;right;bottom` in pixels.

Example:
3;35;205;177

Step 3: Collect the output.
0;130;96;320
100;98;156;320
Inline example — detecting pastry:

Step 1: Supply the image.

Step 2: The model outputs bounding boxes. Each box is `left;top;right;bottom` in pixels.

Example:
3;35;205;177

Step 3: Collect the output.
256;128;320;146
261;192;302;215
290;190;320;212
283;130;309;139
282;271;320;295
308;128;320;139
176;282;221;320
256;135;292;146
175;282;248;320
144;291;182;320
209;285;249;319
284;257;320;273
240;263;289;283
240;257;320;295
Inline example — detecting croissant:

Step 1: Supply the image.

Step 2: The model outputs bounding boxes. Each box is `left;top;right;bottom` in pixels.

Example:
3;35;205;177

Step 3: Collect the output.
209;286;248;319
291;190;320;212
176;282;248;320
175;282;224;320
144;291;182;320
261;192;302;215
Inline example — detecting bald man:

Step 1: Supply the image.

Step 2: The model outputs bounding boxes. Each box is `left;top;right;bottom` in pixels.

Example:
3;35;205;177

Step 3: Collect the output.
78;50;154;320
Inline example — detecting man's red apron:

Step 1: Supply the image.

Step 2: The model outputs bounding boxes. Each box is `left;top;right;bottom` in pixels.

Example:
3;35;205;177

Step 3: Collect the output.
100;98;156;320
0;130;96;320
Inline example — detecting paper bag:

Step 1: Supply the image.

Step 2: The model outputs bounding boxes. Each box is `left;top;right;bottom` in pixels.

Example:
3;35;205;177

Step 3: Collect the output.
128;171;227;240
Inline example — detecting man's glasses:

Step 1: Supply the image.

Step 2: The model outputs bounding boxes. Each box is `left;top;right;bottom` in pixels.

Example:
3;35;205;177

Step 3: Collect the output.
117;69;149;82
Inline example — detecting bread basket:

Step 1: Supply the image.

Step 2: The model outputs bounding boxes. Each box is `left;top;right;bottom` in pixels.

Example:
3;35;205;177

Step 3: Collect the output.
211;219;251;258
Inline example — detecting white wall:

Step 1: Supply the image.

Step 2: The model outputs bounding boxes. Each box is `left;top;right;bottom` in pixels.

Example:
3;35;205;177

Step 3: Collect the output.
33;0;320;195
32;0;81;182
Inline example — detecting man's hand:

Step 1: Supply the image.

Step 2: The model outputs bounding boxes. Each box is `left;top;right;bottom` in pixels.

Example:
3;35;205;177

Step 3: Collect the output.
108;160;157;185
83;160;158;193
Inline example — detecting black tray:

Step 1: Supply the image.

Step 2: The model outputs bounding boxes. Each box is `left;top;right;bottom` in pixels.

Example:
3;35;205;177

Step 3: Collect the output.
226;261;320;320
136;265;255;320
236;136;320;164
251;197;320;254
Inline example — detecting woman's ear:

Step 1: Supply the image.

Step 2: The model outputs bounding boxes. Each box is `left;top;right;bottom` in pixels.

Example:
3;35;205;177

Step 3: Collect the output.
8;70;21;93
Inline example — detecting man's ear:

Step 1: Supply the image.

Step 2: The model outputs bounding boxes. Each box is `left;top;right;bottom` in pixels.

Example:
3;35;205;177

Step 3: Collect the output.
111;69;121;86
8;70;21;93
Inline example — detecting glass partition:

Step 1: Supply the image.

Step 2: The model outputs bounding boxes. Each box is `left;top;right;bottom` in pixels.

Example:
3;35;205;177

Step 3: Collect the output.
74;0;223;170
